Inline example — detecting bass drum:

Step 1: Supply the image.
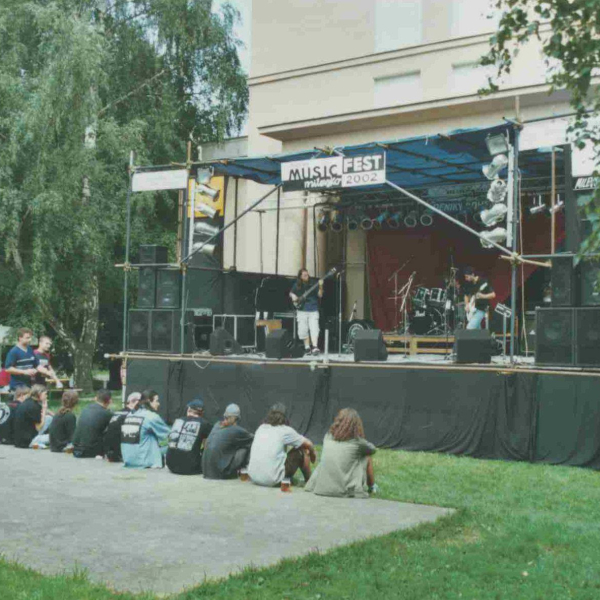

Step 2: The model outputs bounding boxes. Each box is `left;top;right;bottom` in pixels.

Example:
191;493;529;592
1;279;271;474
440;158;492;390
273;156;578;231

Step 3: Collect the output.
345;319;375;350
410;307;444;335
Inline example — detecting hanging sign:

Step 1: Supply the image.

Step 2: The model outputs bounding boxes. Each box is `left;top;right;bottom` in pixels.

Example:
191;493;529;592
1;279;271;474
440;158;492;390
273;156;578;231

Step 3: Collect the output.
281;153;386;192
574;176;598;191
132;169;188;192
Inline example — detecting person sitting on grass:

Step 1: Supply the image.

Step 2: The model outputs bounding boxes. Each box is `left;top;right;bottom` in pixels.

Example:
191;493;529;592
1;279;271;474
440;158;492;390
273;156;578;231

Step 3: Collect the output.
305;408;377;498
103;392;141;463
72;389;113;458
166;398;213;475
0;386;30;445
14;385;52;449
247;403;316;488
202;403;254;480
49;390;79;453
121;390;170;469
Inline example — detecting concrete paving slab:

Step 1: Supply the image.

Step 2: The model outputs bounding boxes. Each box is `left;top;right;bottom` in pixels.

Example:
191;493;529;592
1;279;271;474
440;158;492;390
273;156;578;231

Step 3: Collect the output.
0;445;452;595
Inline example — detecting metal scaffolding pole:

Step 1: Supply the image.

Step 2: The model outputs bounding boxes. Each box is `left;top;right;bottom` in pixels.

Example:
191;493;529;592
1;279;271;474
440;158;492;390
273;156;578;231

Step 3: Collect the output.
121;151;134;354
510;126;521;361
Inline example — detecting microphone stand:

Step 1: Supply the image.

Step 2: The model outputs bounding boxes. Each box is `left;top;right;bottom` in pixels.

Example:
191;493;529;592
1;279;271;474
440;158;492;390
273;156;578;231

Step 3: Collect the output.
388;257;412;331
398;271;416;356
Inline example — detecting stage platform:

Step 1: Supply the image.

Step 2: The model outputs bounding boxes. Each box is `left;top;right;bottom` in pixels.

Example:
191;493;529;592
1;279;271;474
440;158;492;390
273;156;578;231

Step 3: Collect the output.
122;350;600;471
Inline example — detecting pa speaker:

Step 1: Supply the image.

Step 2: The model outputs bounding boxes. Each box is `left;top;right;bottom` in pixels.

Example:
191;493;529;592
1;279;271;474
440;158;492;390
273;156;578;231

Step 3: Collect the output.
454;329;493;364
575;307;600;366
551;255;578;306
579;259;600;306
535;307;574;366
265;329;304;359
137;268;156;308
139;245;168;265
128;309;194;353
353;330;388;362
156;270;181;309
209;328;243;356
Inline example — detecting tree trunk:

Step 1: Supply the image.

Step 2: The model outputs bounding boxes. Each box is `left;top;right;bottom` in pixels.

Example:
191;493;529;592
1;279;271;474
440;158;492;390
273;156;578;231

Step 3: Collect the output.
73;274;100;395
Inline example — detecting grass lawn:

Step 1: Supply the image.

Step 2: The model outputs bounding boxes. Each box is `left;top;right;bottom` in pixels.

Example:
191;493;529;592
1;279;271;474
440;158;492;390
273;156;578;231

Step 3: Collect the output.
2;449;600;599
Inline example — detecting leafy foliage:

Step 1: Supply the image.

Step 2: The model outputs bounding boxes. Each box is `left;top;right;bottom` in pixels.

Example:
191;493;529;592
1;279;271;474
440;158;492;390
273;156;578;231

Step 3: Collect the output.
0;0;248;386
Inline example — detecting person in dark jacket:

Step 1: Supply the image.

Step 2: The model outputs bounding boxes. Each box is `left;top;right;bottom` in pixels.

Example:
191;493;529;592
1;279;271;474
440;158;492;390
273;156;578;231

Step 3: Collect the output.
14;385;52;449
0;386;30;445
103;392;141;462
72;389;113;458
49;390;79;452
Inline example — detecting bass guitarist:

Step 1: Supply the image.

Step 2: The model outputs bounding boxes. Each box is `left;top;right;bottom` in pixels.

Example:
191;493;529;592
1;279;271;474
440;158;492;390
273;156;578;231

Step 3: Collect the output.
289;268;324;355
463;266;496;330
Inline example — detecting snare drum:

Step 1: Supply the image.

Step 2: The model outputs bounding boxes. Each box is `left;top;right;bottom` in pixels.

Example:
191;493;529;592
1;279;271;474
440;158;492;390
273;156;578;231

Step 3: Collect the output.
429;288;447;308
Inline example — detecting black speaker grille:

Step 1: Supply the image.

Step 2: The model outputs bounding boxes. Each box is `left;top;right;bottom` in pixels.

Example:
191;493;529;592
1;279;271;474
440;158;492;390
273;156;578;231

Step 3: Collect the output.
137;268;156;308
576;308;600;366
151;311;174;352
580;260;600;306
156;270;181;309
139;245;168;265
535;308;574;365
128;311;150;351
551;256;577;307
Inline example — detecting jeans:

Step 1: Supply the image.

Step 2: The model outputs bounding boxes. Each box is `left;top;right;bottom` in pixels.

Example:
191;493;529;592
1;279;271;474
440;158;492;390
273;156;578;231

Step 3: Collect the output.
29;415;53;447
467;309;486;330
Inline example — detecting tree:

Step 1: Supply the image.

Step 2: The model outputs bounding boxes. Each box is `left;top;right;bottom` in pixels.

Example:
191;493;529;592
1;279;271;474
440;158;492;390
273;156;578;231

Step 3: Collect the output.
0;0;248;392
481;0;600;251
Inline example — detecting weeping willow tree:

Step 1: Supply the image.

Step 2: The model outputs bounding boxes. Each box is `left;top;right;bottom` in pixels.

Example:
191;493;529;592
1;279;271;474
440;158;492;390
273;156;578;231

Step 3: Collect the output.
0;0;248;391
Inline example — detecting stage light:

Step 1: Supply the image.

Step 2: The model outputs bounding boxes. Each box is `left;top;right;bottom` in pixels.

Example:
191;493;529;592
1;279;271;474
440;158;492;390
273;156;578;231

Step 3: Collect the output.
487;179;508;204
197;202;218;219
480;203;508;227
193;240;217;256
196;168;213;185
550;197;564;214
360;215;374;230
529;195;546;215
404;211;417;228
347;214;359;231
482;154;508;180
485;133;509;157
374;210;390;227
420;210;434;227
480;227;507;248
317;212;330;232
194;221;220;236
331;211;344;233
387;211;403;229
197;183;219;200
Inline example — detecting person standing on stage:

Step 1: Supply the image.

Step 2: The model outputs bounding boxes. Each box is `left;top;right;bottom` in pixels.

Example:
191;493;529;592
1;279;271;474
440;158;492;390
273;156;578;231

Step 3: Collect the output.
289;268;324;355
463;267;496;330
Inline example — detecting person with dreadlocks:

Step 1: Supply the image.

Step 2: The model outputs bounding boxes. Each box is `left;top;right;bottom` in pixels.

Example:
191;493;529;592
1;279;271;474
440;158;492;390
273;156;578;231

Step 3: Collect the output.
305;408;377;498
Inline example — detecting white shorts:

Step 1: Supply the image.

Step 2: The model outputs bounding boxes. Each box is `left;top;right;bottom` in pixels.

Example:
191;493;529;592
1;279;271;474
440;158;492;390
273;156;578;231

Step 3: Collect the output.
297;310;320;345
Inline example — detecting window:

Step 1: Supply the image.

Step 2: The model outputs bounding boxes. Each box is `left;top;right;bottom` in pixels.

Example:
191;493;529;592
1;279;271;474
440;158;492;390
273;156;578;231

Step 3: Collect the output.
374;71;422;108
449;62;493;95
451;0;499;38
375;0;422;53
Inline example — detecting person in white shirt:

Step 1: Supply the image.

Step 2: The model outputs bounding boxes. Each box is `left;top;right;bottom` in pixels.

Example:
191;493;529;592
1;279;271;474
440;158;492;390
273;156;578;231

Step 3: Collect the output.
247;403;316;487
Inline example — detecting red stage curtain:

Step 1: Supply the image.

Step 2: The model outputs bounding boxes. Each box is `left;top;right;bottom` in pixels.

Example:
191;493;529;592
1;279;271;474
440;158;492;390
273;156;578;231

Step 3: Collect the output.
367;213;564;331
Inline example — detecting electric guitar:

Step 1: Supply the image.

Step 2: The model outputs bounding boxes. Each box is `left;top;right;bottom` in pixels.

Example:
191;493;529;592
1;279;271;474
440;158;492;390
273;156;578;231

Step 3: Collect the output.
467;282;489;320
292;267;339;310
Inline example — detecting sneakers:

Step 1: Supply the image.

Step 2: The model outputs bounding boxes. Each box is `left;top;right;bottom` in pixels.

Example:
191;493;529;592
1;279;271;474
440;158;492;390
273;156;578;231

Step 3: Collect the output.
311;347;321;356
31;443;48;450
303;347;312;356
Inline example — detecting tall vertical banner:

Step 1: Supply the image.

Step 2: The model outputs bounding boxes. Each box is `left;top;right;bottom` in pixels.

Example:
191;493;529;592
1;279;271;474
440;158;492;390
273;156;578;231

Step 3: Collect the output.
281;153;386;192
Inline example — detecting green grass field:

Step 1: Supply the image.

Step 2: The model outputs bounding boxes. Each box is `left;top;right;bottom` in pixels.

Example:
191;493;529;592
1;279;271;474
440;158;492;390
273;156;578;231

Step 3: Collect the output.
2;448;600;599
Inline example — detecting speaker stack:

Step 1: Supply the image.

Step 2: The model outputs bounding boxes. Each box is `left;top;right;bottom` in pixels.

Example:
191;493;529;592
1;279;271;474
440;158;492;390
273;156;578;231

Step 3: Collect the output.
454;330;494;364
353;330;388;362
128;245;191;353
536;255;600;366
265;329;305;359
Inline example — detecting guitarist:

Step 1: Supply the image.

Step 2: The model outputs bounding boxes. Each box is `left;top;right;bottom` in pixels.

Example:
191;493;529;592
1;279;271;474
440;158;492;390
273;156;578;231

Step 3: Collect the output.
463;266;496;330
289;268;324;355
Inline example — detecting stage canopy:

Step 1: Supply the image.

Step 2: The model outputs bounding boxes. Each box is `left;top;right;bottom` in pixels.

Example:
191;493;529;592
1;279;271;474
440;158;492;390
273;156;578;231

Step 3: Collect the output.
202;123;559;189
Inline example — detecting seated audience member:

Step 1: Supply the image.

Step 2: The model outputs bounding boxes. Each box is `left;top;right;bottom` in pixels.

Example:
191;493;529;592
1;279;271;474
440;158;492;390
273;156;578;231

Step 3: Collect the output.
72;389;113;458
305;408;376;498
4;328;40;391
166;398;213;475
49;390;80;453
247;403;316;487
34;335;63;388
14;385;51;449
202;403;253;480
121;390;170;469
103;392;141;463
0;387;30;445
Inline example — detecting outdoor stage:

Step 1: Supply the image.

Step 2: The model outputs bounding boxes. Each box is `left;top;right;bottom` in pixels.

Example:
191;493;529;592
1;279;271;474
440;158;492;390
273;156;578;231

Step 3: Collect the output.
124;351;600;470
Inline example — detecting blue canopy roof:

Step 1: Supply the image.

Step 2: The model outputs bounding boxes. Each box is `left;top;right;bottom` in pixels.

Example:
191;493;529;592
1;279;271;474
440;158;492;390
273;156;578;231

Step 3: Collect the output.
201;123;555;191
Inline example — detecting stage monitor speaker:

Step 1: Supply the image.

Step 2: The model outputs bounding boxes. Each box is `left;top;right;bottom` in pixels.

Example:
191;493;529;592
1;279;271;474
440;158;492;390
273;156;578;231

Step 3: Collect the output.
265;329;305;359
353;330;388;362
535;307;574;366
139;245;168;265
579;259;600;306
137;268;156;308
575;307;600;366
156;269;181;309
454;329;493;364
128;309;194;353
210;328;243;356
551;255;578;306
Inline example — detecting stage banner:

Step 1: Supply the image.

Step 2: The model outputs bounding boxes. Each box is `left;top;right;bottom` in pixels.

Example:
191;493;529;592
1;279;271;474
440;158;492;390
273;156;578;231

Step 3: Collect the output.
281;153;386;192
132;169;188;192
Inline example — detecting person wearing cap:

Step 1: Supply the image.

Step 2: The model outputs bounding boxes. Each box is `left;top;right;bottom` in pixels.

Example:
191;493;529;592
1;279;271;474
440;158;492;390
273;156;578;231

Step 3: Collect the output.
166;398;213;475
103;391;141;462
202;403;254;480
121;389;170;469
247;403;316;488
